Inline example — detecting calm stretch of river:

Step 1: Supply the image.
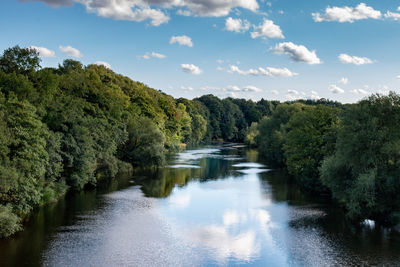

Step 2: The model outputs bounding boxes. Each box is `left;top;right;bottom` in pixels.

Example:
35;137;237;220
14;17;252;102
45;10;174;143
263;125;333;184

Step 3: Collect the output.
1;145;399;266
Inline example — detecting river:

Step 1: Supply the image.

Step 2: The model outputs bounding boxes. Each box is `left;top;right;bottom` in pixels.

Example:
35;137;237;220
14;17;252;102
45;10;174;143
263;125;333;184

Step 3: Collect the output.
1;145;399;266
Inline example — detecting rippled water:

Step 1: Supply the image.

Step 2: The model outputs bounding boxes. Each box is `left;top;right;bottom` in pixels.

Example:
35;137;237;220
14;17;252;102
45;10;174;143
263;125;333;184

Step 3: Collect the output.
1;145;399;266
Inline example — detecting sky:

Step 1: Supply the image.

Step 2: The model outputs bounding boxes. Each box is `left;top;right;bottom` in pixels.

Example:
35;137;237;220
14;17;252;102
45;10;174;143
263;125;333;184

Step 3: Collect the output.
1;0;400;103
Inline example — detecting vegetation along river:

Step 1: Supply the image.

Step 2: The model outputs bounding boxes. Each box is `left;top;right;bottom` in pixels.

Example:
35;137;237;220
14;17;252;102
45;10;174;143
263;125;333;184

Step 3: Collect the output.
1;145;399;266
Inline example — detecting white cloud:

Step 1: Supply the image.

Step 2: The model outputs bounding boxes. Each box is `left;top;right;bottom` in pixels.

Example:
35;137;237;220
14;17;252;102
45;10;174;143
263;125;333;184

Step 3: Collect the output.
140;52;166;59
329;84;344;94
177;0;259;17
312;3;382;23
229;65;298;77
272;42;321;64
94;61;111;68
180;85;194;91
384;11;400;21
350;88;369;95
250;19;284;39
170;35;193;47
308;90;320;100
79;0;170;26
225;17;250;33
225;85;241;92
181;64;202;75
28;46;55;58
286;89;301;100
338;77;348;84
59;45;82;58
244;85;262;92
270;90;279;95
396;75;400;80
338;53;373;65
176;9;192;16
29;0;260;26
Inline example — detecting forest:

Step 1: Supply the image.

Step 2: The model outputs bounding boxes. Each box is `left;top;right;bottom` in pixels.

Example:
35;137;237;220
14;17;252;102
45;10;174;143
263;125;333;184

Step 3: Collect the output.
0;46;399;238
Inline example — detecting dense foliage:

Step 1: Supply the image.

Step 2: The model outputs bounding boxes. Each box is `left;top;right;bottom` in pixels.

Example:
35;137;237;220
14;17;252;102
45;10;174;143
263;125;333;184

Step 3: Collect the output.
320;93;400;224
255;95;400;225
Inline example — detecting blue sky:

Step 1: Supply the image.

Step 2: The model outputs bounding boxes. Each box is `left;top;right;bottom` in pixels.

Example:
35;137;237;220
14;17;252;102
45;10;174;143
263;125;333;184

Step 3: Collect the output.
1;0;400;102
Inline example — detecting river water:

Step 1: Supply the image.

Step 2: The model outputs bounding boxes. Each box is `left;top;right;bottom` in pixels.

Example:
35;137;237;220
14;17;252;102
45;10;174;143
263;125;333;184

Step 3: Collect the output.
1;145;399;266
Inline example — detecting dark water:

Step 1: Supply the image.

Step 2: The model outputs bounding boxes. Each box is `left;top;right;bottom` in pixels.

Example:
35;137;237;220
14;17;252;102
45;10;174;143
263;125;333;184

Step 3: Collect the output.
1;145;399;266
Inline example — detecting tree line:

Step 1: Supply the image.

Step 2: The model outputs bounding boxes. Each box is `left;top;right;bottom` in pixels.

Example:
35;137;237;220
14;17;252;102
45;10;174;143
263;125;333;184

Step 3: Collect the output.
251;95;400;227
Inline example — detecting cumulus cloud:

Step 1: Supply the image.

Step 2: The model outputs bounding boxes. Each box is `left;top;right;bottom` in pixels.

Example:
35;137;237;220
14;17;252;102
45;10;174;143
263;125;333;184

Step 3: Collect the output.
338;77;348;84
59;45;82;58
312;3;382;23
329;84;344;94
79;0;170;26
308;90;320;100
229;65;298;77
176;0;259;17
272;42;321;64
140;52;166;59
94;61;111;68
286;89;301;100
250;19;284;39
24;0;259;26
20;0;73;7
338;53;373;65
28;46;55;57
181;64;202;75
384;11;400;21
225;17;250;33
350;88;369;95
170;35;193;47
244;85;262;92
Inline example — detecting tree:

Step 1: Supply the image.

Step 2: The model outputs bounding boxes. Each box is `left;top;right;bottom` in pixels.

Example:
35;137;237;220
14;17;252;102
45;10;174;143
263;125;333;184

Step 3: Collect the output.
0;46;40;75
121;117;165;167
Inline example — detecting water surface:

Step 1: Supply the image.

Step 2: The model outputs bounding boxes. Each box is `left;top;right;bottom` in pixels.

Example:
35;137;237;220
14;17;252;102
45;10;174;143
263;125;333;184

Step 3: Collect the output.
1;145;399;266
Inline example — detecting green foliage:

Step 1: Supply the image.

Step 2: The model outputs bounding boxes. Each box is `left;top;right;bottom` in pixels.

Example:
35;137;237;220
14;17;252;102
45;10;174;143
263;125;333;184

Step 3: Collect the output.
283;105;339;192
0;204;21;238
121;117;165;167
257;103;305;166
320;93;400;222
0;95;49;215
245;122;259;147
0;46;40;75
